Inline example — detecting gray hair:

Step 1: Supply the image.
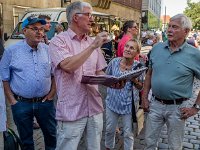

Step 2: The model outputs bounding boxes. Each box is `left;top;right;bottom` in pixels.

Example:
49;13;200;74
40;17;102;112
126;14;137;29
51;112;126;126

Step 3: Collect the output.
170;14;192;30
66;1;92;24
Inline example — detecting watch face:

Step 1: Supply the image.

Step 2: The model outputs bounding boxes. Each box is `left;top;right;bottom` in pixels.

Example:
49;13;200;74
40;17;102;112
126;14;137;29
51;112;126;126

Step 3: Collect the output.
194;104;200;109
196;104;200;109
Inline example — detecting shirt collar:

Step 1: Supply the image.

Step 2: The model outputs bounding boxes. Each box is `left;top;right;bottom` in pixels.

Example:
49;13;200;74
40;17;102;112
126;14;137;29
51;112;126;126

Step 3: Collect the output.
23;40;38;51
68;28;88;41
164;40;188;52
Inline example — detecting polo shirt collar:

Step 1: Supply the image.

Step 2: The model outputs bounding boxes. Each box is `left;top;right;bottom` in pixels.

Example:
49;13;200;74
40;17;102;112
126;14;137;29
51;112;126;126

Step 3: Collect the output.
164;40;188;52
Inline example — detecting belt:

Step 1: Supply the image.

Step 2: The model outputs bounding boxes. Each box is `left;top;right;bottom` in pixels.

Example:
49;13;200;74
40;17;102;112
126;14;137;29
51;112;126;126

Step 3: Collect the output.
152;94;188;105
13;94;45;103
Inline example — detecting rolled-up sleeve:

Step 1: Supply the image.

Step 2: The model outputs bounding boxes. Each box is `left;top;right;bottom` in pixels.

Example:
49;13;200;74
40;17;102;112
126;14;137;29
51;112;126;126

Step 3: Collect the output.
49;36;72;69
96;48;107;71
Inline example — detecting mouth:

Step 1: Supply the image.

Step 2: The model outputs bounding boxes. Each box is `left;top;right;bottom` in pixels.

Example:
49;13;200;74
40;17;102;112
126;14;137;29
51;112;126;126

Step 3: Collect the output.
35;36;43;40
167;33;173;37
124;51;131;55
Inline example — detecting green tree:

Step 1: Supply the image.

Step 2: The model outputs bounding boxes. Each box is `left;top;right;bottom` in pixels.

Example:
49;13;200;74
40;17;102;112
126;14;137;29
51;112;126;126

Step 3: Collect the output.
184;0;200;30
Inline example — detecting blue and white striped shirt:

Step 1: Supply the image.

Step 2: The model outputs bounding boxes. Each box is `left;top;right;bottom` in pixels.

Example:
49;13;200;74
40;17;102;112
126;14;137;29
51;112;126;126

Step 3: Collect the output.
105;58;144;114
0;40;52;98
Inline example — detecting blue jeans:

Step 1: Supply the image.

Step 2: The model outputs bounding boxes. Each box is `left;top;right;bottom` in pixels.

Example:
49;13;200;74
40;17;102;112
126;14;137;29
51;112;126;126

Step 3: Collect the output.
11;100;57;150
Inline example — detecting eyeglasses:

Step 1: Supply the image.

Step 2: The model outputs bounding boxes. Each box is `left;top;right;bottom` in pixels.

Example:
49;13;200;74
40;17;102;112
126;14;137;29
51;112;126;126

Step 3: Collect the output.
26;27;45;33
76;12;93;19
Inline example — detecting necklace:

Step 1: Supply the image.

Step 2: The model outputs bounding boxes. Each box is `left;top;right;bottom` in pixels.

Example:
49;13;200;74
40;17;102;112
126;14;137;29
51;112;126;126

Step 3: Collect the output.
120;62;132;71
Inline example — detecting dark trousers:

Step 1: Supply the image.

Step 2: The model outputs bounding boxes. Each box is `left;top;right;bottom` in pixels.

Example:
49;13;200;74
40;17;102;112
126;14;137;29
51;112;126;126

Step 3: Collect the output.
11;100;57;150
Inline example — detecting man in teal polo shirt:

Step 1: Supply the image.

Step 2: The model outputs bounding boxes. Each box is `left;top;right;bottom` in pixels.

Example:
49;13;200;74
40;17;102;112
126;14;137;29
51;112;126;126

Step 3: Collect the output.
142;14;200;150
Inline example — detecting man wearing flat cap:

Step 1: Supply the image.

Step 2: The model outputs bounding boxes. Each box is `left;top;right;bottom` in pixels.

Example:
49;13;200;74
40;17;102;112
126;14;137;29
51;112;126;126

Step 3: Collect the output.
0;16;57;150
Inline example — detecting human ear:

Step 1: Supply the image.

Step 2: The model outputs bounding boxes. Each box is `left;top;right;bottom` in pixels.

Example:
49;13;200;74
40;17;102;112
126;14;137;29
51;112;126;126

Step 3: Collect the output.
73;14;79;22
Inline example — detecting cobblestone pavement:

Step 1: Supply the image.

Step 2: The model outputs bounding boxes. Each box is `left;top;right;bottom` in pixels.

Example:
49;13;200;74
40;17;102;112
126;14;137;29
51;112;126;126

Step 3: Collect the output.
0;78;199;150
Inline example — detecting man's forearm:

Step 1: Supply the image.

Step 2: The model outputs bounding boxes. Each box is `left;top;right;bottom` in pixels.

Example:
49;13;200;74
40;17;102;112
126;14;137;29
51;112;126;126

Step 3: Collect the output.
2;81;16;105
194;91;200;104
142;69;152;99
46;76;56;99
59;45;96;73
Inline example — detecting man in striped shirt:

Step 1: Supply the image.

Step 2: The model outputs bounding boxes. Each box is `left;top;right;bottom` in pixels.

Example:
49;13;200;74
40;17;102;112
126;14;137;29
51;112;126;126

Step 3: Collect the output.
49;1;109;150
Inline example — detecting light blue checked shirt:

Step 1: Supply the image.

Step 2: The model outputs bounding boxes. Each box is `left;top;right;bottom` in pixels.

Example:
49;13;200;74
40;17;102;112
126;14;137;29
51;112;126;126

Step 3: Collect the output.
105;58;144;115
0;40;52;98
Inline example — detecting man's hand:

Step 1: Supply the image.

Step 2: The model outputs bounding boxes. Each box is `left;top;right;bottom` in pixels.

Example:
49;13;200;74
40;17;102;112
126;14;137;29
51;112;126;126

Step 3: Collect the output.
91;32;109;49
10;100;18;105
180;107;199;120
141;97;150;112
42;94;54;102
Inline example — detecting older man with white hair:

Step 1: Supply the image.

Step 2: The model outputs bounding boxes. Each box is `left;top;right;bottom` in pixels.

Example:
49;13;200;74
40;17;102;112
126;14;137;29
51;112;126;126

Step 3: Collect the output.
142;14;200;150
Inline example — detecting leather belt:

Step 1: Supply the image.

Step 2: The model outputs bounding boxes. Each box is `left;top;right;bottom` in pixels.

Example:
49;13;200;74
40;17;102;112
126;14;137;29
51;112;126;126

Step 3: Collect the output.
14;94;46;103
152;94;188;105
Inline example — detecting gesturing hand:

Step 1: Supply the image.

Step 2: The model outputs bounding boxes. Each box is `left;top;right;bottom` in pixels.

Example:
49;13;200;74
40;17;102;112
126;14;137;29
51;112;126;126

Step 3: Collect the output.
91;32;110;49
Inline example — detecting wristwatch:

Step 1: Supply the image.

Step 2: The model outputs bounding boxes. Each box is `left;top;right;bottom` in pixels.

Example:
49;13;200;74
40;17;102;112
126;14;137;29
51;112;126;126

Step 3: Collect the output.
193;103;200;110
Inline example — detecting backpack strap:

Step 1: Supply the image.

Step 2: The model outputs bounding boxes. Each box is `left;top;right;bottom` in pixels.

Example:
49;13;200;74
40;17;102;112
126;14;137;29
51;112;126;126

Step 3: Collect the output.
7;128;23;149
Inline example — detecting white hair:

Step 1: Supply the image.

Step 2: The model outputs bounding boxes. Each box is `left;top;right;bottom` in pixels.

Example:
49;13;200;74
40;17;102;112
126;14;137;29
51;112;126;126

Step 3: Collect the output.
66;1;92;24
170;14;192;30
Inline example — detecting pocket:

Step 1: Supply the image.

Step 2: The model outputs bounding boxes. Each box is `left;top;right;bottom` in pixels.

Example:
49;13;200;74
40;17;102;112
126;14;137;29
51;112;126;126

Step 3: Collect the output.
41;62;51;78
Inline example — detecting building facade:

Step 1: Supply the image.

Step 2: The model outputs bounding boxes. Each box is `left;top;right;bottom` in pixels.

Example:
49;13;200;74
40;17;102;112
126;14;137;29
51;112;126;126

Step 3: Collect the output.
0;0;61;39
0;0;142;41
141;0;162;30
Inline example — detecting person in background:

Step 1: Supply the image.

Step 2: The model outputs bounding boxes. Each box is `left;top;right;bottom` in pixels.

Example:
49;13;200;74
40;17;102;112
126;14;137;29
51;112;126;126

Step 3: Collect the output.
38;15;52;45
0;38;4;59
55;23;64;34
48;1;109;150
0;17;57;150
113;30;120;56
0;23;4;60
142;14;200;150
0;41;6;132
162;30;168;42
187;34;198;48
117;20;139;57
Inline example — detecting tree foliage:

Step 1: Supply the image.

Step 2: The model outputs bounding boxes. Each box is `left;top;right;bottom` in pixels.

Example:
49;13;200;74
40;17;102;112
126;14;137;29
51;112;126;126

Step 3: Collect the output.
184;0;200;30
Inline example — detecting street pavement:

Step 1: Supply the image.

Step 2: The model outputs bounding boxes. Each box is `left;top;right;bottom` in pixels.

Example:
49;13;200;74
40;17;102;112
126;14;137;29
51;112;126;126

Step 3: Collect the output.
0;78;200;150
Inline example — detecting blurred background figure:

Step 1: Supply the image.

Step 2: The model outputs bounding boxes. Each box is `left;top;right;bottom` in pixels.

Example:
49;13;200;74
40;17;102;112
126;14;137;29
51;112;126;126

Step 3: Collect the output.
55;23;64;34
187;34;198;48
38;15;52;45
117;20;139;57
113;30;120;56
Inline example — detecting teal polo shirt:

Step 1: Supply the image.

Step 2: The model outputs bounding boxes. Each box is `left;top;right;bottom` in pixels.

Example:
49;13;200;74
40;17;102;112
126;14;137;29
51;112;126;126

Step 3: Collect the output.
149;40;200;99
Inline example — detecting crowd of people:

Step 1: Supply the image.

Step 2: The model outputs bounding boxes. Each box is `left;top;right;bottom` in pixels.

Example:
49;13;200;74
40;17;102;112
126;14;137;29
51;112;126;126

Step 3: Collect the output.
0;1;200;150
